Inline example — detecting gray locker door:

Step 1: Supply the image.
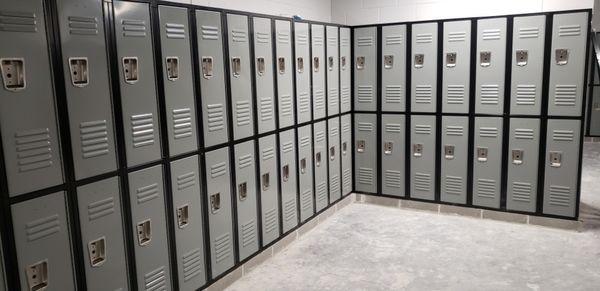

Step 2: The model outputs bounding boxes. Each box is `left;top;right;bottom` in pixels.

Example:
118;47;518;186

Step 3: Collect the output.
590;68;600;136
410;115;437;200
295;22;312;123
340;28;352;113
128;165;172;290
510;15;546;115
57;0;117;180
354;114;377;193
381;114;405;196
159;5;198;156
275;20;295;128
196;10;229;147
114;1;162;167
0;0;64;196
543;119;581;217
254;17;276;134
506;118;540;213
228;14;255;140
472;117;503;209
12;192;75;291
314;121;329;211
77;177;128;291
381;25;407;112
354;27;378;111
475;18;507;115
259;135;280;245
326;26;340;116
341;114;353;195
234;141;259;260
279;129;298;233
170;156;206;289
328;117;341;202
204;148;234;277
440;116;469;204
548;12;588;117
411;23;438;113
443;21;471;114
298;124;314;221
312;24;326;119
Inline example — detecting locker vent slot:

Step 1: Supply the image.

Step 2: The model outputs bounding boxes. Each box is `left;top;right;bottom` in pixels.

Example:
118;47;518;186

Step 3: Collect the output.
264;208;278;234
445;126;464;136
385;85;403;103
182;248;203;282
313;34;323;46
262;147;275;160
327;35;337;46
343;168;352;190
341;86;351;105
241;220;256;247
415;85;433;104
553;85;577;106
0;11;37;32
415;124;432;134
476;179;496;198
385;123;402;133
515;85;536;105
514;128;534;140
479;127;498;138
26;214;60;241
548;185;571;206
330;126;339;137
357;122;374;132
357;85;373;103
385;34;404;45
358;167;373;185
384;170;402;188
296;33;308;45
329;88;339;104
301;189;312;211
231;29;247;42
15;127;54;172
87;197;115;221
446;85;465;104
177;172;196;191
518;27;539;39
136;183;159;204
511;182;532;202
314;89;325;110
447;31;466;42
173;108;193;139
315;131;326;142
210;162;227;178
260;97;274;121
207;103;225;132
277;30;290;43
480;84;500;104
552;130;574;141
68;16;98;35
341;36;350;46
235;101;252;126
481;29;501;40
298;92;310;113
357;36;373;46
284;199;296;221
342;122;351;133
330;174;340;195
317;181;327;202
80;120;110;158
165;22;185;39
131;114;155;148
300;136;311;147
282;141;293;153
558;25;581;37
122;19;146;37
280;94;293;116
214;233;231;262
144;266;166;291
444;176;463;195
414;173;431;192
201;25;219;40
238;154;253;169
256;32;270;44
416;33;433;43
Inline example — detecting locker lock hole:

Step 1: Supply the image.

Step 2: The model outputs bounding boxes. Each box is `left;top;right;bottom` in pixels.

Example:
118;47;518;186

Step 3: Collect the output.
516;50;528;67
555;49;569;66
342;142;347;156
278;57;285;74
384;55;394;69
446;52;457;67
238;183;247;200
297;57;304;73
444;145;455;160
313;57;320;72
177;204;190;229
512;149;524;165
202;56;213;79
480;51;491;67
384;141;393;155
315;152;322;167
1;58;26;91
262;173;270;190
257;57;266;76
211;193;221;212
26;260;48;291
413;143;423;157
356;56;365;70
300;158;307;174
330;147;335;161
122;57;139;84
328;56;334;70
282;164;290;182
69;57;89;87
136;219;152;246
356;140;365;153
477;147;488;162
166;57;179;81
414;54;424;68
231;57;241;78
340;56;347;70
88;237;107;267
549;151;562;167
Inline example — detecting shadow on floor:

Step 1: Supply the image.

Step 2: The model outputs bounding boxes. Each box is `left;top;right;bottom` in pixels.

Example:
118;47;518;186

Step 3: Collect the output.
580;202;600;230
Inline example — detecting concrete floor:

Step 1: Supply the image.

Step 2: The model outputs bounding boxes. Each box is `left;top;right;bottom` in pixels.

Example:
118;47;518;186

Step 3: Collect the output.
225;143;600;291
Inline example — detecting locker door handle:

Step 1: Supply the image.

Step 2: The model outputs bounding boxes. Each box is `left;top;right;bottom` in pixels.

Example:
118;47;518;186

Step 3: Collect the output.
328;56;334;71
278;57;286;74
177;204;190;229
136;219;152;246
1;58;26;91
315;152;322;167
340;56;346;70
88;237;107;267
413;143;423;157
122;57;139;84
300;158;307;173
414;54;424;68
231;57;241;77
238;183;247;200
356;56;365;70
297;57;304;73
384;55;393;69
383;141;393;155
477;147;488;162
444;145;455;160
202;56;214;79
166;56;179;81
356;140;365;152
69;57;89;87
329;147;335;161
516;50;528;67
555;49;569;65
262;173;270;190
480;51;491;67
211;193;221;212
342;142;348;156
26;260;48;291
256;57;266;76
313;57;320;72
282;164;289;182
445;52;457;68
549;151;562;167
511;149;524;165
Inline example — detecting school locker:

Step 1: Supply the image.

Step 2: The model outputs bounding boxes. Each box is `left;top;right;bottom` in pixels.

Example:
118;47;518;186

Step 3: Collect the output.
253;17;276;134
354;27;378;111
475;18;507;115
412;23;438;113
443;21;471;113
312;24;326;119
328;117;341;202
506;118;540;213
314;121;329;211
354;114;377;193
298;124;314;221
259;135;281;245
279;129;299;233
410;115;437;200
440;116;469;204
275;20;295;128
472;117;504;209
295;22;312;123
326;26;340;116
341;114;353;195
381;25;407;112
234;141;259;260
381;114;405;196
340;27;352;113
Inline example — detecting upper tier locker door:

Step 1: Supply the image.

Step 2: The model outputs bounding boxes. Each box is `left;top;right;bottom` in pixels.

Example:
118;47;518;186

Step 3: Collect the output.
234;141;259;260
170;156;206;289
475;18;507;115
205;148;234;277
354;27;378;111
275;20;295;128
159;6;198;156
57;0;117;179
128;165;172;291
295;22;312;123
381;25;407;112
326;26;340;116
548;12;589;117
339;28;352;113
412;23;438;113
312;24;326;119
511;15;546;115
410;115;437;200
506;118;540;213
314;121;329;211
279;129;298;233
354;114;377;193
543;119;581;217
340;114;353;196
328;117;341;202
0;0;64;196
196;10;229;147
77;177;128;291
472;117;503;209
440;116;469;204
259;135;280;245
381;114;405;197
12;192;75;291
254;17;276;134
114;1;161;167
298;124;314;221
443;21;471;113
228;14;254;140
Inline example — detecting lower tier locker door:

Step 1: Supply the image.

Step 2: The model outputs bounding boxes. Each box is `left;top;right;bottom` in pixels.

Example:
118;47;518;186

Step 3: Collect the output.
298;125;315;221
543;119;581;217
170;156;207;289
279;129;298;232
381;25;407;113
354;114;377;193
472;117;503;209
339;28;352;113
340;114;353;196
12;192;75;291
204;148;235;277
506;118;540;213
77;177;129;291
275;20;295;128
234;141;259;260
312;24;326;119
410;115;437;200
259;135;281;246
295;22;312;123
328;117;341;203
326;26;340;116
314;121;329;212
128;165;172;291
253;17;276;134
381;114;405;197
441;116;469;204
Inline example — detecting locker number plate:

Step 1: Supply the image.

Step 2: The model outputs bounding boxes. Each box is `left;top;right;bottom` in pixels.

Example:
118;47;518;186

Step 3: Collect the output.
512;149;524;165
413;143;423;157
414;54;424;68
202;56;213;79
446;52;457;68
356;56;365;70
549;151;562;167
384;55;394;69
555;49;569;66
480;51;491;67
516;50;528;67
1;58;26;91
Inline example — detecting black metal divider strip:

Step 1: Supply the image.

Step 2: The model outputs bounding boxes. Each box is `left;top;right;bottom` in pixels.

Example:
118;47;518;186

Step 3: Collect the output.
405;24;412;199
376;26;383;196
324;25;331;205
337;27;344;199
351;27;356;192
291;20;302;228
466;19;477;206
308;23;317;216
271;18;285;237
435;21;443;202
501;16;514;210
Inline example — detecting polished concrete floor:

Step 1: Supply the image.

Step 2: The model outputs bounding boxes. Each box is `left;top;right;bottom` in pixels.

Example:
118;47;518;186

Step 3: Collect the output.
226;143;600;291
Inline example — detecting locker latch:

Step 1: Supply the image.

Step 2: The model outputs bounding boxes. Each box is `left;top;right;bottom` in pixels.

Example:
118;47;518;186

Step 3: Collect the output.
516;50;528;67
555;49;569;66
384;141;393;155
231;57;241;78
511;149;524;165
549;151;562;167
477;147;488;162
340;56;347;70
202;56;213;79
177;204;190;229
414;54;424;68
480;51;491;67
122;57;139;84
342;142;347;156
278;57;285;74
210;193;221;212
330;147;335;161
356;56;365;70
1;58;26;91
238;183;247;201
166;56;179;81
88;237;107;267
257;57;266;76
384;55;394;69
313;57;320;72
444;145;455;160
26;260;48;291
300;158;307;174
297;57;304;73
446;52;457;68
282;164;290;182
262;173;270;190
315;152;322;167
69;57;89;87
328;56;334;71
356;140;365;153
136;219;152;246
413;143;423;157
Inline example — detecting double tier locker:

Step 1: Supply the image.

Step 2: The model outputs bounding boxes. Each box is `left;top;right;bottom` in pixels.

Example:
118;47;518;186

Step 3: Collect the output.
275;20;295;128
233;141;259;260
279;129;299;232
259;135;280;245
475;18;507;114
253;18;276;134
326;26;340;116
328;117;341;202
0;0;63;196
412;23;438;113
381;25;407;112
159;6;198;156
507;118;540;213
440;116;469;204
354;114;377;193
472;117;504;209
196;10;230;147
295;22;312;123
410;115;437;200
340;114;353;195
298;124;314;221
314;121;329;211
381;115;405;196
312;25;326;119
340;28;352;113
354;27;377;111
442;21;471;113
